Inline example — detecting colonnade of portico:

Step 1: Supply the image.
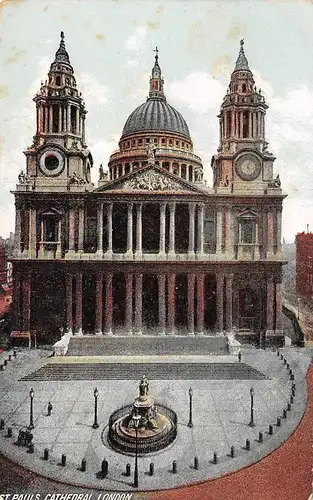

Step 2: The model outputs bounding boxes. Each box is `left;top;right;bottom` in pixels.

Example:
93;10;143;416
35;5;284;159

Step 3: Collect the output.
12;266;283;337
68;201;205;256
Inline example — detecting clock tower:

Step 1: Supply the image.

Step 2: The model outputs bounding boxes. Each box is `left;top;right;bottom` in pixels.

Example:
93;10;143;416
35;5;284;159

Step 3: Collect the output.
24;31;93;192
211;39;276;194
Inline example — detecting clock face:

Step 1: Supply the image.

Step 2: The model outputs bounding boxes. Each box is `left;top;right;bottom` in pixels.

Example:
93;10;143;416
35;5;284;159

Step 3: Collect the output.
235;155;261;181
39;149;64;176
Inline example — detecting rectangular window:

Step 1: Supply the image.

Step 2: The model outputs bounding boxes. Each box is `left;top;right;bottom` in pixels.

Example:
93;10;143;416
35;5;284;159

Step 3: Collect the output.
45;217;57;242
240;220;254;244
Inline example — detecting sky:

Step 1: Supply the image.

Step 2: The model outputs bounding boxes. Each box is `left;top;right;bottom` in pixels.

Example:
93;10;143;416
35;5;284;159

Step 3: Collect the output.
1;0;313;242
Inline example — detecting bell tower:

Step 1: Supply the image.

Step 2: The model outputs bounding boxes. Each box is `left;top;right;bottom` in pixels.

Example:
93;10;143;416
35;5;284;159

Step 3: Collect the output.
24;31;93;192
212;40;277;194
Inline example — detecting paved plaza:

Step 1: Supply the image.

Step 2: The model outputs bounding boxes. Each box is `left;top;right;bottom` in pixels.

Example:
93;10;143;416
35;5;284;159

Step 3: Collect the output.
0;347;311;492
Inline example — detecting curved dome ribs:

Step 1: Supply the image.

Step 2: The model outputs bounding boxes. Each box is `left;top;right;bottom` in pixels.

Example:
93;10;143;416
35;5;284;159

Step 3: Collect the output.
122;100;190;139
106;49;204;185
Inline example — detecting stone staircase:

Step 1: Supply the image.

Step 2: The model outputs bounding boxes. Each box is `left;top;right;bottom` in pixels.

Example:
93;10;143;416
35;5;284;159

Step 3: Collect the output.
21;362;267;381
66;335;228;357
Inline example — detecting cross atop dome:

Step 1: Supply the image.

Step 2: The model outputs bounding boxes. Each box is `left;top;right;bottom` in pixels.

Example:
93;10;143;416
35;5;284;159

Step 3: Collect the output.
149;46;165;100
234;38;250;71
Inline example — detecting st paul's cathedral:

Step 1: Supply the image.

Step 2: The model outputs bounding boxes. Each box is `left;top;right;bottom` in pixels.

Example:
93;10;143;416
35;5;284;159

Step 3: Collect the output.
10;34;286;350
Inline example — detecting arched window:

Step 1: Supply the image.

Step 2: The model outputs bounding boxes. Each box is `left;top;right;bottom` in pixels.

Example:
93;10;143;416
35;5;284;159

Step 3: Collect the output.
56;76;61;86
242;83;247;93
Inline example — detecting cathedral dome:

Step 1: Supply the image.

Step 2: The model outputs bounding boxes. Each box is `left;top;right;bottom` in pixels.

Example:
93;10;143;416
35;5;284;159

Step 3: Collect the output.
122;98;190;139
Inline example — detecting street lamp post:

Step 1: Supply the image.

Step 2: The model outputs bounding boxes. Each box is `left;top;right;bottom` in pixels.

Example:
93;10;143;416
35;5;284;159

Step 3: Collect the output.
249;387;255;427
133;413;141;488
28;388;34;430
188;387;193;428
92;388;99;429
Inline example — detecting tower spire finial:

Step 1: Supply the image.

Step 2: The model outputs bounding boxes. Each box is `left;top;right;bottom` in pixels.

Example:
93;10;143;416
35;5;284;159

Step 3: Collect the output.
54;30;71;66
234;38;250;71
154;46;159;62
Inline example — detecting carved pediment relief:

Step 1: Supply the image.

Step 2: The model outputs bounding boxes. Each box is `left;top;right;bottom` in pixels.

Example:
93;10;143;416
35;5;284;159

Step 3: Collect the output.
100;167;202;193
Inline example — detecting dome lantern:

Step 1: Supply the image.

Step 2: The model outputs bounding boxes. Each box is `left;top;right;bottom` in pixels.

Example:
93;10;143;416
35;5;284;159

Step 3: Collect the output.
149;47;165;100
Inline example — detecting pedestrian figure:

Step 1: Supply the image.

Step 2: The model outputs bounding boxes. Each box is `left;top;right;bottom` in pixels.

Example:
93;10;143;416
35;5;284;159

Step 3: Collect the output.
47;402;53;416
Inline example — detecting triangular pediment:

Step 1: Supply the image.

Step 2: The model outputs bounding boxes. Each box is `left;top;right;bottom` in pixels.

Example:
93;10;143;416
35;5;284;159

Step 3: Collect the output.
95;165;206;194
238;208;258;218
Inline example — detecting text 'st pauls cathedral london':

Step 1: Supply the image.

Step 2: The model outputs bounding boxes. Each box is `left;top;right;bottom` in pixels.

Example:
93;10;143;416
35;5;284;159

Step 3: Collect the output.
11;34;285;349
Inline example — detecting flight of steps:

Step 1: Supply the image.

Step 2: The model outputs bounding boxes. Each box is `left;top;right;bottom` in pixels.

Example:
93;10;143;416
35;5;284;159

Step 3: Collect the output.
21;362;267;382
66;335;228;357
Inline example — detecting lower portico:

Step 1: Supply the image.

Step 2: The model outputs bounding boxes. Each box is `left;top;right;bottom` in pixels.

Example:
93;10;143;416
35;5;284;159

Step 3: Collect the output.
12;261;283;341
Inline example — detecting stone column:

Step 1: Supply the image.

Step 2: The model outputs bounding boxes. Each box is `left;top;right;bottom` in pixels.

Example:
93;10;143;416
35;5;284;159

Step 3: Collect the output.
95;271;103;335
68;205;76;253
66;104;71;133
187;273;195;335
58;106;62;133
49;105;53;133
252;113;257;139
65;272;73;334
267;209;275;257
216;208;223;253
188;204;195;255
126;203;133;256
28;205;37;258
223;112;227;139
74;273;83;335
169;203;176;256
22;271;31;332
135;203;142;257
56;219;62;257
167;273;175;335
82;112;86;145
158;274;166;335
96;202;104;254
14;202;22;256
76;107;80;134
134;273;143;335
216;273;224;334
125;273;133;334
225;274;233;334
104;273;113;335
239;111;244;138
63;105;66;132
78;203;84;253
266;275;274;334
276;208;282;253
159;203;166;255
197;204;204;255
106;203;113;255
248;112;252;137
12;271;21;331
225;208;232;255
231;110;235;136
196;273;205;335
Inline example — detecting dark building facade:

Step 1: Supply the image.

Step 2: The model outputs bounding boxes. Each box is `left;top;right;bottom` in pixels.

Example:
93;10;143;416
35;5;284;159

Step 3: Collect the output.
296;232;313;303
10;35;286;345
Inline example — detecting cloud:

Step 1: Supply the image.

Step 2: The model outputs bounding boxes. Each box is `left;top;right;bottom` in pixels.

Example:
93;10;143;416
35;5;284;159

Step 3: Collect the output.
167;72;225;114
272;85;313;119
125;26;148;52
77;73;109;108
